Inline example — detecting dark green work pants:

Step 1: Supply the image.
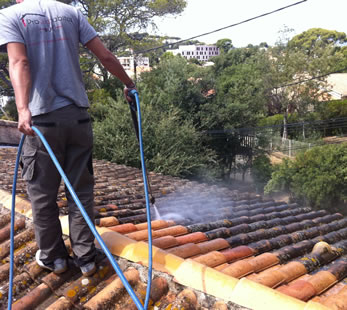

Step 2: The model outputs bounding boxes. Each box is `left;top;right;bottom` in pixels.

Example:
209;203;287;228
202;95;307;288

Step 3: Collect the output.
21;104;96;266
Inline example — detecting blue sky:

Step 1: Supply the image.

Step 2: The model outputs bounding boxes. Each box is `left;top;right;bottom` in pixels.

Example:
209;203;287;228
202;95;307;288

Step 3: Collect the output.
152;0;347;47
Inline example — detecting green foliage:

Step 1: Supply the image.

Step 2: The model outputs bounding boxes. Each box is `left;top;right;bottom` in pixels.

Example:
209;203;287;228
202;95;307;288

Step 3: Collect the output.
251;154;273;193
258;114;284;127
160;52;175;61
257;113;302;132
138;49;271;180
76;0;186;41
75;0;187;86
139;56;210;127
288;28;347;57
0;0;14;9
287;28;347;73
216;39;233;54
263;28;346;139
88;88;116;121
187;57;202;66
205;46;269;130
91;91;217;178
265;144;347;213
317;99;347;119
0;54;13;96
2;98;17;121
147;0;187;15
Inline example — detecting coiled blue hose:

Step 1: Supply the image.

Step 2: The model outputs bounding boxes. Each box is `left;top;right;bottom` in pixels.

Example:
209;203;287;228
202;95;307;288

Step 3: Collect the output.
8;90;153;310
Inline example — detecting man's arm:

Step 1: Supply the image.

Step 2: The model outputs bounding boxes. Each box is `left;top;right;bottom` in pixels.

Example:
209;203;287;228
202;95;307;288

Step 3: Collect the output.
7;42;34;135
85;37;136;101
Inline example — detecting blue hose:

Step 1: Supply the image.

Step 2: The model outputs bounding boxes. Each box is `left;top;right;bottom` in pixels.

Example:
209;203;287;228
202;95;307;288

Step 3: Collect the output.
8;91;153;310
8;134;25;310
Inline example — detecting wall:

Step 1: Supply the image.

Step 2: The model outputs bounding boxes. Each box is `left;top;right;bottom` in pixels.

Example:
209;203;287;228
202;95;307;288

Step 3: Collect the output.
0;120;20;145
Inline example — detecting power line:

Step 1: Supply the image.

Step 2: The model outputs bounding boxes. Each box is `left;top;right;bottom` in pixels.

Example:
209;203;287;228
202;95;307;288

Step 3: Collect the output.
137;0;308;55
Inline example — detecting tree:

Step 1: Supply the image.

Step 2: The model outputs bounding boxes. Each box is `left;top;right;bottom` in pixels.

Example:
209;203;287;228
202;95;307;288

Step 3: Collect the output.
265;143;347;214
75;0;187;85
139;55;211;127
288;28;347;57
197;45;270;180
266;27;335;139
206;45;270;130
91;89;217;178
0;54;13;97
251;154;273;193
216;39;233;54
288;28;347;73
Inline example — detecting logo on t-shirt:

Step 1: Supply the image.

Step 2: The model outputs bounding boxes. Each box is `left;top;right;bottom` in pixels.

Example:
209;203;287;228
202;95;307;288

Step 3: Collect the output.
20;13;46;27
20;12;73;31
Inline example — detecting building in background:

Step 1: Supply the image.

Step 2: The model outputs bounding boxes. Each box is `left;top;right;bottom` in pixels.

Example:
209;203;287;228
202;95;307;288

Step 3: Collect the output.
118;55;151;78
325;73;347;100
171;45;220;62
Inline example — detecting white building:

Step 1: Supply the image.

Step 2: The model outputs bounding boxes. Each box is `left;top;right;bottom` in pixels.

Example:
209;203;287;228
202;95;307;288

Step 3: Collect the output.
118;56;150;78
171;45;220;62
325;73;347;100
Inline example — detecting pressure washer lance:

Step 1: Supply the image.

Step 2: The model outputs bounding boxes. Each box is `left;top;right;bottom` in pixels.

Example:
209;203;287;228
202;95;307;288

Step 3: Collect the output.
9;90;153;310
128;92;160;216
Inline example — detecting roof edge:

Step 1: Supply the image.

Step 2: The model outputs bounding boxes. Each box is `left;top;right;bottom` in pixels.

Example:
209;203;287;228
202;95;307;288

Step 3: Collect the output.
60;219;331;310
1;191;332;310
0;189;32;217
230;278;330;310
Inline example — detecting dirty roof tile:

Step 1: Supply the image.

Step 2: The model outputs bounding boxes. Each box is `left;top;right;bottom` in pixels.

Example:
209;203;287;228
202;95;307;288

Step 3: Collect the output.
0;146;346;309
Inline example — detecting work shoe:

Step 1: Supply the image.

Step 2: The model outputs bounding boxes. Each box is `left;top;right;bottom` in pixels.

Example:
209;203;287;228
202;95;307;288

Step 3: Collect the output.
35;250;68;274
80;261;97;277
95;248;107;264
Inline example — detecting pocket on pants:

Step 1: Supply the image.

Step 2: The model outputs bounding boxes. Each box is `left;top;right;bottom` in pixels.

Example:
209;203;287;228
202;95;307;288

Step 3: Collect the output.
20;146;37;181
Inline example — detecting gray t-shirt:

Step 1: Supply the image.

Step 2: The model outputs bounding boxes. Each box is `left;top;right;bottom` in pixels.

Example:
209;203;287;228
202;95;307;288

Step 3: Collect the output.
0;0;97;116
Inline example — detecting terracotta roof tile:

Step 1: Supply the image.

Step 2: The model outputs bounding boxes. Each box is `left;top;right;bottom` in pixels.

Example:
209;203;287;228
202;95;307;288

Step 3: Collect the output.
0;146;346;309
167;243;201;258
314;284;347;309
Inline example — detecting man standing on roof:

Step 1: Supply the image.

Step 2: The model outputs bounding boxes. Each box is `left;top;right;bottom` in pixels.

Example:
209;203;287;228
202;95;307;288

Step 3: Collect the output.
0;0;136;276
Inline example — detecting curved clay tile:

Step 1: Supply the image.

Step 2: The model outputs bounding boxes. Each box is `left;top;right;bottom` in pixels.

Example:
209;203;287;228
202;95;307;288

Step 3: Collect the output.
307;271;338;295
277;279;316;301
176;232;208;245
108;223;137;234
152;235;179;249
168;243;201;258
193;250;227;267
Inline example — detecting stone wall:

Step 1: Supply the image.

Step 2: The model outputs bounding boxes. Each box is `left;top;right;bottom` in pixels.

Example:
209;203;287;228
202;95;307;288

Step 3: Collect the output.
0;120;20;145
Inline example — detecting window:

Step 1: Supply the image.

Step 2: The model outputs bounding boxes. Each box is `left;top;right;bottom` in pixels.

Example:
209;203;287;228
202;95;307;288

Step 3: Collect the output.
197;47;200;50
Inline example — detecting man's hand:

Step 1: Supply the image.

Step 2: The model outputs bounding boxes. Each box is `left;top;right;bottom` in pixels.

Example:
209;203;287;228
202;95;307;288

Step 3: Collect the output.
17;107;34;135
124;83;137;103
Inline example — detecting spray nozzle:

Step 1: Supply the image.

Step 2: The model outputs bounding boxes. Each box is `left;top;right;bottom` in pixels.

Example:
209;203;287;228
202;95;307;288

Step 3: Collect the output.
150;196;155;205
